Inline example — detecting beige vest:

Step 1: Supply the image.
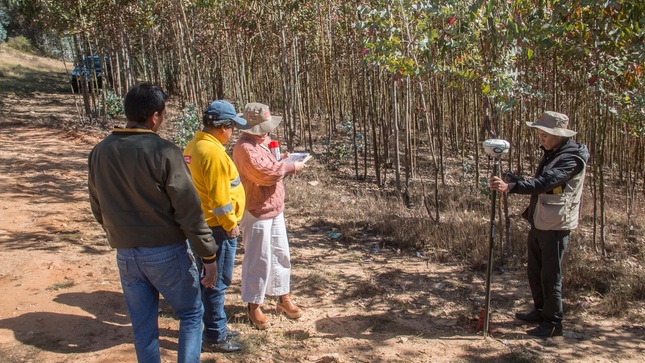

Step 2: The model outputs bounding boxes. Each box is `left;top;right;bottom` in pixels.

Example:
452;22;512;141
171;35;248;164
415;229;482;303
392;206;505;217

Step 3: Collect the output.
533;155;586;231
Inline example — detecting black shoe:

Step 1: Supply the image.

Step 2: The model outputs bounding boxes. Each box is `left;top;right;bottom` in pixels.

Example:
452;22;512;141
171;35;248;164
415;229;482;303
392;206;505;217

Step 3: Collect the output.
202;337;243;353
527;324;563;338
515;310;543;323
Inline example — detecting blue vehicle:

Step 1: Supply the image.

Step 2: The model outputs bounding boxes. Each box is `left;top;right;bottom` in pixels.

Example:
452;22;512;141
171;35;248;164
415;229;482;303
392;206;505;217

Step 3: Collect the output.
70;55;111;93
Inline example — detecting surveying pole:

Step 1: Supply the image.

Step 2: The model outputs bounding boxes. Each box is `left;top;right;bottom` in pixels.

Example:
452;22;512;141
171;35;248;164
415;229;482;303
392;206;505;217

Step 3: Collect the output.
481;139;510;338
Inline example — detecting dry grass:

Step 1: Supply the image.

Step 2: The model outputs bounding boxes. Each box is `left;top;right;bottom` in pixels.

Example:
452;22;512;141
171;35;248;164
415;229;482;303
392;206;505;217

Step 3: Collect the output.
0;43;69;95
46;280;75;291
286;140;645;318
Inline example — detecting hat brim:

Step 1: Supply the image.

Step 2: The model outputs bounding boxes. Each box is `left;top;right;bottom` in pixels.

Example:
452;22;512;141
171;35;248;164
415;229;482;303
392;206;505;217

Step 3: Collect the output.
231;113;250;129
242;115;283;135
526;121;577;137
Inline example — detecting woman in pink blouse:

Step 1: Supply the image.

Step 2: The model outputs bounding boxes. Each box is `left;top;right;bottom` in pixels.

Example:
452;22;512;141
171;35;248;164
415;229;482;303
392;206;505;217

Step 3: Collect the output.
232;102;307;329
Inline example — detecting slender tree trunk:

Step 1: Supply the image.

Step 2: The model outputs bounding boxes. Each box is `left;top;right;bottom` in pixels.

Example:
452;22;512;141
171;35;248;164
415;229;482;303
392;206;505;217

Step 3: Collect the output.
393;79;402;194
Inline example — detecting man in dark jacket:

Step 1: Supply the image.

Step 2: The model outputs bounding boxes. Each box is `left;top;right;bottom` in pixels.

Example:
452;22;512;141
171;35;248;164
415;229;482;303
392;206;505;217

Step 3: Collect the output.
490;111;589;338
88;82;219;362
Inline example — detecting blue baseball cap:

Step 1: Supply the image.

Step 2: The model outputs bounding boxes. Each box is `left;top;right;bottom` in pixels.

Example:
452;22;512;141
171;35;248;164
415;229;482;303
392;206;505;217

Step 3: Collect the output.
203;100;249;128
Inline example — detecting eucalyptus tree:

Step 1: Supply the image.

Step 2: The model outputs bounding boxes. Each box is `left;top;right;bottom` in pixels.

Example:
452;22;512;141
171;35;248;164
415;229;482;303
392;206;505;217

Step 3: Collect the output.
556;0;645;255
509;0;645;254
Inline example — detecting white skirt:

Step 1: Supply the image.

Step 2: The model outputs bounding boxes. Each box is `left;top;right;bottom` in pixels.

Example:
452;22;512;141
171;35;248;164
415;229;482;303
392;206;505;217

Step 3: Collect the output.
240;211;291;304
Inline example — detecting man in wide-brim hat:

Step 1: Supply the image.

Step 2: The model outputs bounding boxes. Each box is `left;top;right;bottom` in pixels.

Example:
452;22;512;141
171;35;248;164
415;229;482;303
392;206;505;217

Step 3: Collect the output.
490;111;589;338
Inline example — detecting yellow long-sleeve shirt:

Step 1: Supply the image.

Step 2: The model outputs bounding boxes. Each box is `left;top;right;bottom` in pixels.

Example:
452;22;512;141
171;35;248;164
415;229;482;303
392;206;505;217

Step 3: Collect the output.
183;131;245;231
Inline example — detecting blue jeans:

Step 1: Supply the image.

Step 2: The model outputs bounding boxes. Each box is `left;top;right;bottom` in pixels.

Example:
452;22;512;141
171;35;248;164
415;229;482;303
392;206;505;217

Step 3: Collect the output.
195;226;237;342
117;243;203;363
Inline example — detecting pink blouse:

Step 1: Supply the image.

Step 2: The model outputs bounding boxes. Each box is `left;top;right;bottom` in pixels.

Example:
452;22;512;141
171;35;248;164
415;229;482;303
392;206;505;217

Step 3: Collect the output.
232;133;296;219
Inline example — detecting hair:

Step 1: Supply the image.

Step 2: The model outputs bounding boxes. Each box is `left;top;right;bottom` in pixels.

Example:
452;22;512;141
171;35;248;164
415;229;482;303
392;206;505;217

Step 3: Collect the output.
202;115;214;127
202;115;233;129
124;83;167;123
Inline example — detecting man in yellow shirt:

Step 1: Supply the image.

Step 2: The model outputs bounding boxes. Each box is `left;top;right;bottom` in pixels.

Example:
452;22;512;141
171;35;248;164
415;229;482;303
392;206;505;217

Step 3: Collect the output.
184;100;249;353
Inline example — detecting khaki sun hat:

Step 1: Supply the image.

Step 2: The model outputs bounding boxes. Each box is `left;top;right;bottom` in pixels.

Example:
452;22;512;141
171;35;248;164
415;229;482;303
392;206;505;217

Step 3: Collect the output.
241;102;283;135
526;111;577;137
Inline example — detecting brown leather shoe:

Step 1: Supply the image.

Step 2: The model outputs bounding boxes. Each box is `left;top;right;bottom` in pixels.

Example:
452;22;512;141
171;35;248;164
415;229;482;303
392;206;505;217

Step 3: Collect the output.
276;293;302;319
248;303;269;330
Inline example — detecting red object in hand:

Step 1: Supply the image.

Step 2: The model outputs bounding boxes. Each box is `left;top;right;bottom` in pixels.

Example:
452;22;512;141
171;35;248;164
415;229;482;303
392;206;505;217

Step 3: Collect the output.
269;140;281;160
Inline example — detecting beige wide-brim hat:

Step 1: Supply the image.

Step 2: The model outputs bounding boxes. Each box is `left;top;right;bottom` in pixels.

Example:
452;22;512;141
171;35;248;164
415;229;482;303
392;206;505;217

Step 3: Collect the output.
241;102;283;135
526;111;577;137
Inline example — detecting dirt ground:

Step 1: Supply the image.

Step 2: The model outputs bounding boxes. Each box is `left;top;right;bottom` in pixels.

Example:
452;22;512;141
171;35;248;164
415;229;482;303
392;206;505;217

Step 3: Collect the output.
0;46;644;363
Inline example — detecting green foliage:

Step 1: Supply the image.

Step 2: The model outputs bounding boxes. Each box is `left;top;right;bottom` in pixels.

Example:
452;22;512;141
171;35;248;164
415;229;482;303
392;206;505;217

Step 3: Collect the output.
357;0;526;111
1;1;63;56
101;91;124;119
0;9;9;43
355;0;645;126
617;90;645;136
325;120;365;168
479;177;491;198
5;35;35;53
171;104;200;149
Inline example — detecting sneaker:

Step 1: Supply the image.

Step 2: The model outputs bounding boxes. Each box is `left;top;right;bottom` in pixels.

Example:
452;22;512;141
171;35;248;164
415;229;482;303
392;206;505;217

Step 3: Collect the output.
515;309;543;323
202;337;243;353
526;323;563;338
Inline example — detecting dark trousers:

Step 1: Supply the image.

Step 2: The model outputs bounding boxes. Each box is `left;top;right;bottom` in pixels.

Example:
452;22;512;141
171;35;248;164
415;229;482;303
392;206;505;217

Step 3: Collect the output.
526;228;569;327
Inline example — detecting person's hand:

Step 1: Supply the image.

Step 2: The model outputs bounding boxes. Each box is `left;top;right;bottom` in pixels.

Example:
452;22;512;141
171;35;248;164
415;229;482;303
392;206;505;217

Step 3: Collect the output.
489;176;509;193
294;161;306;172
502;171;521;183
200;262;218;289
226;225;240;238
281;152;290;160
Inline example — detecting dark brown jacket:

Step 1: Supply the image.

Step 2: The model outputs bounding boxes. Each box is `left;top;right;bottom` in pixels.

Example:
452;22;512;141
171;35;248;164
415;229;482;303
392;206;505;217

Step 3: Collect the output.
88;127;217;257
